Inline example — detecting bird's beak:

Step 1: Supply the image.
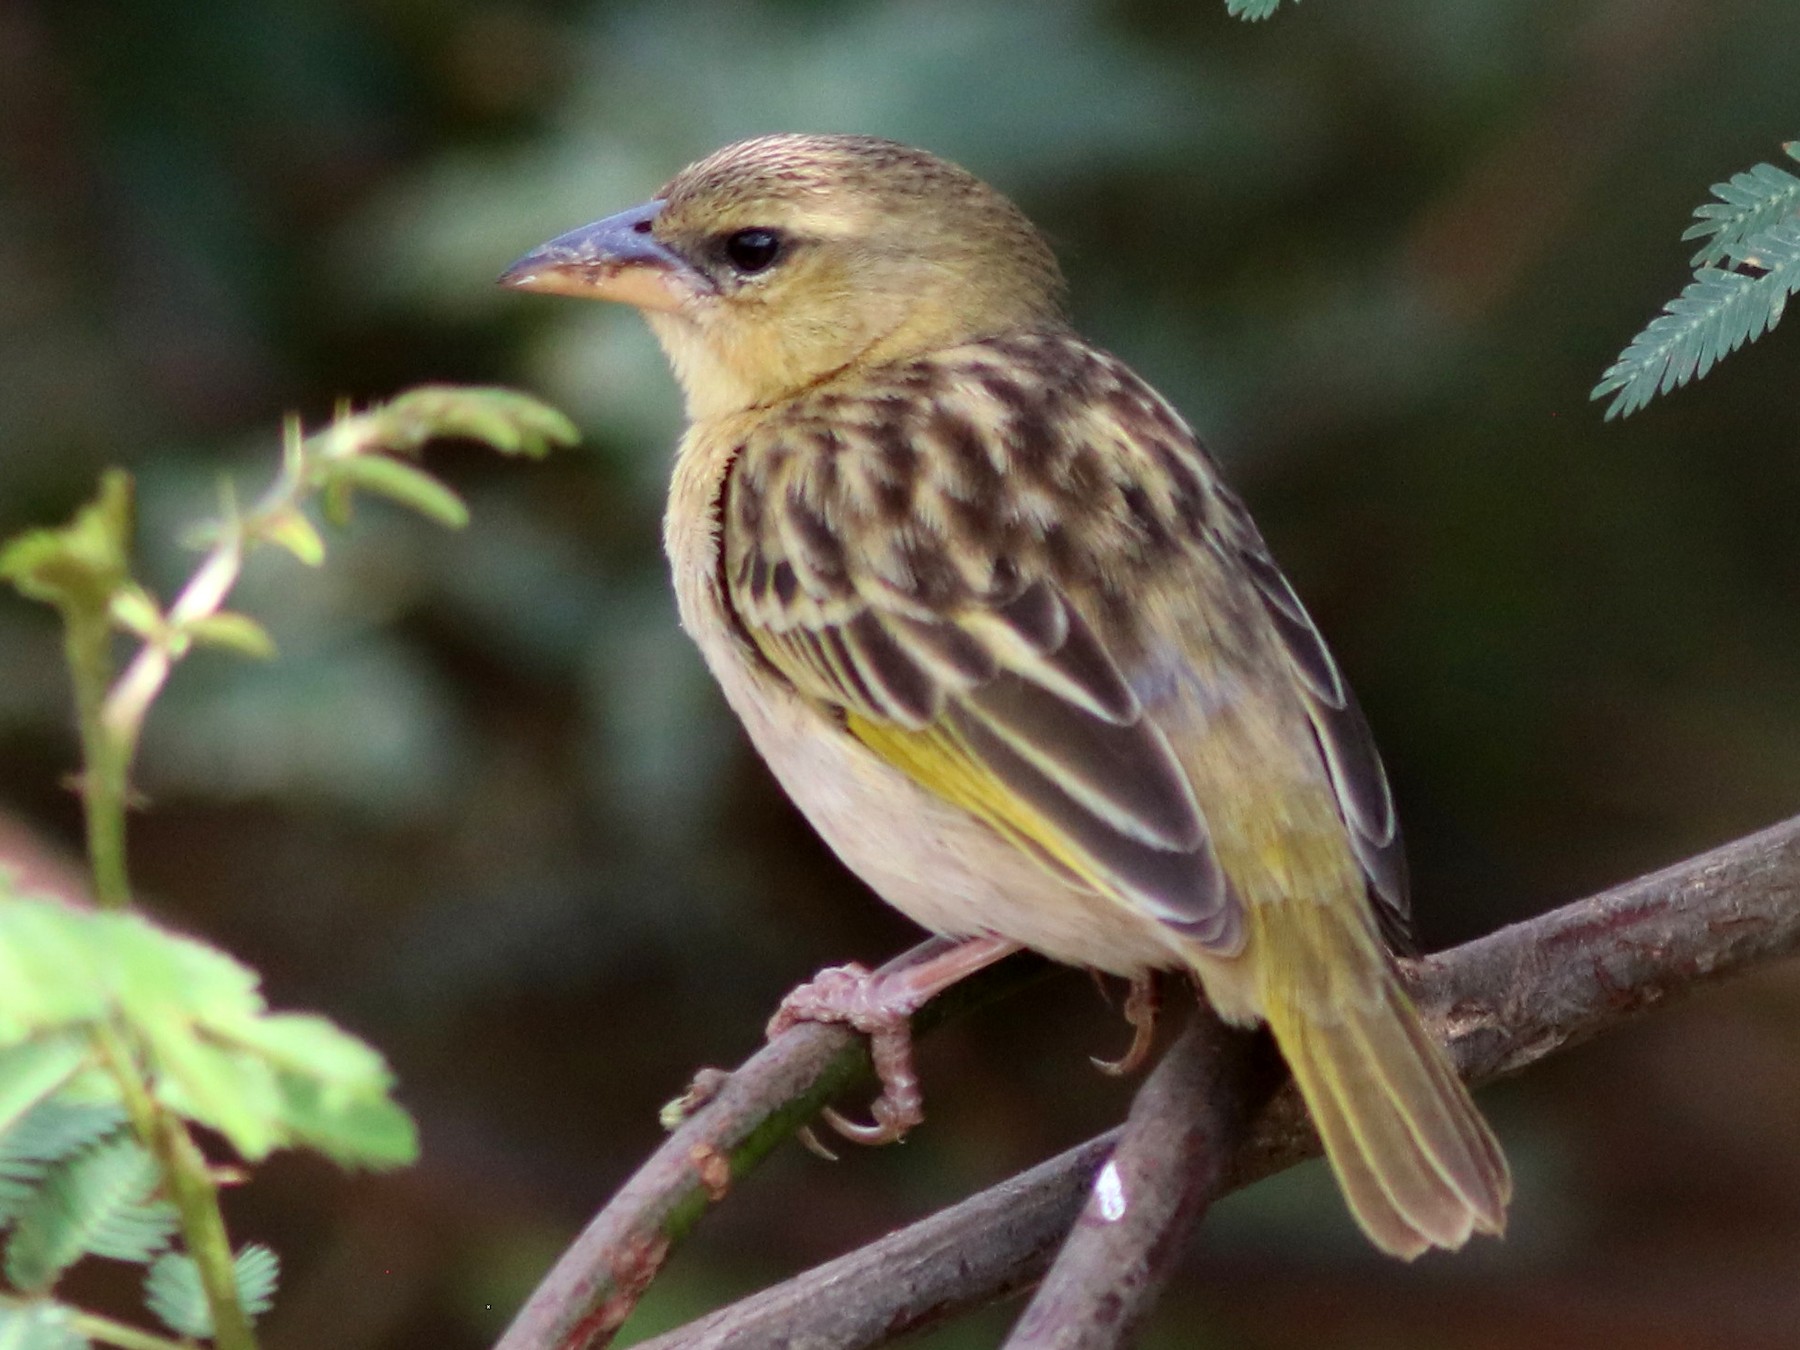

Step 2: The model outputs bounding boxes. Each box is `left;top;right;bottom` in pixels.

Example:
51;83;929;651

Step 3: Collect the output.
497;200;692;313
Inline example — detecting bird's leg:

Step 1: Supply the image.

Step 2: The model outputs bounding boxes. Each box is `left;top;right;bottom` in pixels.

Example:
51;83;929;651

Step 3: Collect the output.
1091;971;1161;1077
768;934;1019;1146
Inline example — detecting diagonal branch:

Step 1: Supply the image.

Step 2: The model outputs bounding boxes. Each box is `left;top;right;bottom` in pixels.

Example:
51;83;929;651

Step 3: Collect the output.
1000;1012;1279;1350
623;811;1800;1350
492;939;1051;1350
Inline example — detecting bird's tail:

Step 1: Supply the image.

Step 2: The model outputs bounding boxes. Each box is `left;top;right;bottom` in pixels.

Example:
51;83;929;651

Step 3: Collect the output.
1255;907;1511;1259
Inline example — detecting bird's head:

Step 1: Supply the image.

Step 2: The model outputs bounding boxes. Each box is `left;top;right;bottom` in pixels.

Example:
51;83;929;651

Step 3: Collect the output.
500;134;1067;420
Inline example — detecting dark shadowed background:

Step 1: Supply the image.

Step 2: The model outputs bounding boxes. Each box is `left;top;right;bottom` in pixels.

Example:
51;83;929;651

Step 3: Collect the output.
3;0;1799;1346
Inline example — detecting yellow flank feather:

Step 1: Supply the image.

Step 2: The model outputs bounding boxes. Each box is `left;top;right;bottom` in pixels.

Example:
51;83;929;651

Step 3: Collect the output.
846;712;1096;891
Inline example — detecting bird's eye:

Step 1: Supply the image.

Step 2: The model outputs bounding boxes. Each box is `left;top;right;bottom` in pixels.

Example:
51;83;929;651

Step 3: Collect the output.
722;228;783;274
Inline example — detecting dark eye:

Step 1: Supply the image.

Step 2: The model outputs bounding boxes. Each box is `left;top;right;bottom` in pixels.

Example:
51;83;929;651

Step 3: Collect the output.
722;228;783;274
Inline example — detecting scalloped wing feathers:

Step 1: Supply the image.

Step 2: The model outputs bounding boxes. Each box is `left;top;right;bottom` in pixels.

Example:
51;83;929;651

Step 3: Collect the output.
721;331;1406;953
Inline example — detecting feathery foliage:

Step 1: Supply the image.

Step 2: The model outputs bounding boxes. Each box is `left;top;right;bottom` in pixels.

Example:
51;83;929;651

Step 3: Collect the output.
3;1134;176;1292
1684;151;1800;266
0;1300;91;1350
0;1099;128;1227
0;892;417;1169
0;1040;94;1152
144;1246;280;1339
0;386;573;1348
1225;0;1290;18
1593;142;1800;418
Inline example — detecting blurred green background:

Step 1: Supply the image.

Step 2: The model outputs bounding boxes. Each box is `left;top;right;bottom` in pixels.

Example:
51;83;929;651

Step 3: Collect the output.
3;0;1799;1346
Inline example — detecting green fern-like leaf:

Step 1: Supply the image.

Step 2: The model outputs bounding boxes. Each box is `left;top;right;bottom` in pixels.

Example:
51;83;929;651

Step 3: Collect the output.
140;1254;206;1340
0;903;109;1044
0;1300;92;1350
1591;220;1800;419
0;473;132;626
143;1244;280;1339
0;1099;128;1226
231;1243;280;1320
340;386;579;463
0;898;416;1169
1225;0;1288;17
0;1040;92;1157
1683;143;1800;266
3;1136;176;1291
328;456;470;529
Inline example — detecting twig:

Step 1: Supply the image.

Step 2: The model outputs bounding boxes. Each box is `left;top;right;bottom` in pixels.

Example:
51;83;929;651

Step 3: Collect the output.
652;1138;1123;1350
622;810;1800;1350
1002;1014;1276;1350
492;940;1050;1350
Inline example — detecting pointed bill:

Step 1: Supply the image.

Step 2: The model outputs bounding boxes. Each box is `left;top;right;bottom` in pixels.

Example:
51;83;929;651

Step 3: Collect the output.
498;200;696;313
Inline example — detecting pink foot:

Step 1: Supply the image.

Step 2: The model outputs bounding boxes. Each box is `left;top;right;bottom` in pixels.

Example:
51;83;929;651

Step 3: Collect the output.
767;935;1020;1146
768;963;924;1144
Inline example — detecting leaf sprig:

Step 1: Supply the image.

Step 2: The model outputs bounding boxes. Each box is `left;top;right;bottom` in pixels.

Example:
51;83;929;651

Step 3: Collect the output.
0;385;576;1350
1592;142;1800;419
100;385;578;758
0;895;416;1168
1224;0;1289;18
144;1245;279;1340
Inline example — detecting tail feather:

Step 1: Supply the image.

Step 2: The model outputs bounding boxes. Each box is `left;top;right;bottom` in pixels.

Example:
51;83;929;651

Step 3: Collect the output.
1270;969;1511;1259
1392;986;1512;1206
1291;1028;1436;1259
1347;985;1503;1222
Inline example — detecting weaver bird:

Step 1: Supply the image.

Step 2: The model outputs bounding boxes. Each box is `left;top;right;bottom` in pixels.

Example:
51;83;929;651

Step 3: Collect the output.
501;133;1510;1258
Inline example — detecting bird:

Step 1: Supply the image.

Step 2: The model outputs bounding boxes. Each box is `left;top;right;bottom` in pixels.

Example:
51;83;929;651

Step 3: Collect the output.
500;132;1510;1258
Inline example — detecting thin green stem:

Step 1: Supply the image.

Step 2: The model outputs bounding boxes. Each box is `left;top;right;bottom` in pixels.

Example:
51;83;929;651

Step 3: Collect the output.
155;1120;255;1350
0;1297;191;1350
69;1308;192;1350
64;612;130;910
94;1025;257;1350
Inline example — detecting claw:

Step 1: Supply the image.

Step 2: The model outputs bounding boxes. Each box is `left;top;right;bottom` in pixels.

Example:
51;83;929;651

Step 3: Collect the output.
1092;972;1159;1077
820;1104;909;1147
767;936;1019;1151
796;1125;841;1161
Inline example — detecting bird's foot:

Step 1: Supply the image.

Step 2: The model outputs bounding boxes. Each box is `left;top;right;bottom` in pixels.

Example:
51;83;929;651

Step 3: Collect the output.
768;962;926;1144
768;935;1020;1146
1091;971;1160;1077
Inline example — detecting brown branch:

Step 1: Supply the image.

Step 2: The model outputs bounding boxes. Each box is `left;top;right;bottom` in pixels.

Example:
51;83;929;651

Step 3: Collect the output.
1001;1013;1277;1350
649;1137;1122;1350
492;938;1050;1350
624;811;1800;1350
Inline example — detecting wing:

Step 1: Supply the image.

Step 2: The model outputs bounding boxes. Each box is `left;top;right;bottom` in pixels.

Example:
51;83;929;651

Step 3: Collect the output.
1207;480;1412;948
723;332;1409;955
721;341;1240;952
